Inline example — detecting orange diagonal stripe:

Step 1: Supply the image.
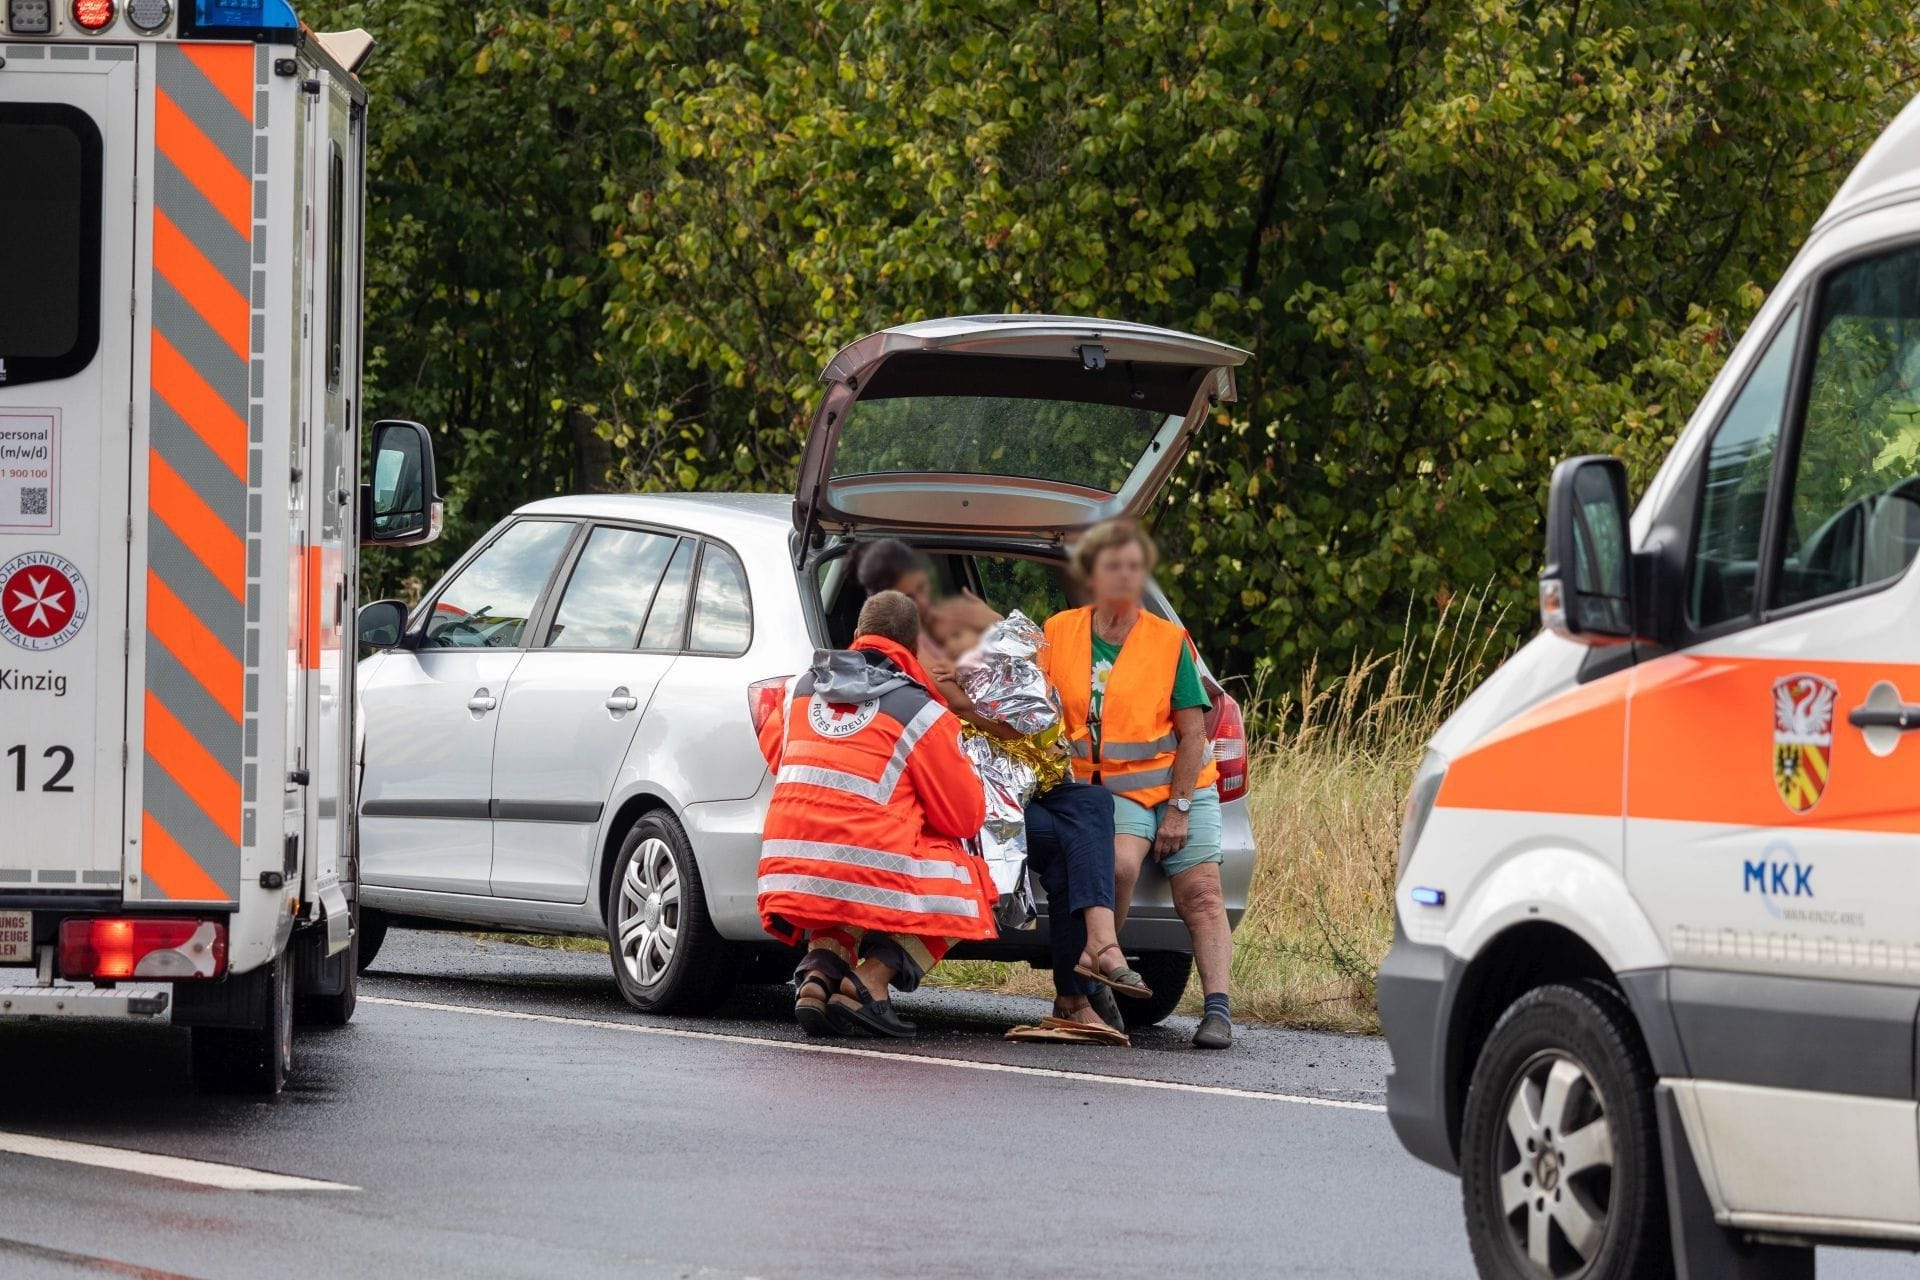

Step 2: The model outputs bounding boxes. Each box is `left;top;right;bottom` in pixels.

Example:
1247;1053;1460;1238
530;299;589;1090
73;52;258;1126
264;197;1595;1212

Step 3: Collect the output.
147;450;245;600
181;43;254;120
141;810;229;903
153;209;249;360
154;88;250;240
144;690;242;845
150;331;248;480
147;570;243;722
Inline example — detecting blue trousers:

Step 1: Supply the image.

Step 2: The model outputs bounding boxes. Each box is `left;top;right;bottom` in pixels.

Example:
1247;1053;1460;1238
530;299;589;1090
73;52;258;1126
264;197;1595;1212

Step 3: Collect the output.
1023;780;1116;998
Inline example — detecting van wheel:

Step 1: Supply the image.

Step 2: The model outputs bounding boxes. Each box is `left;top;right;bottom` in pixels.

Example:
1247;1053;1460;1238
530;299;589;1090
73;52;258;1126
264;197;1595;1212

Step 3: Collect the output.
1113;951;1192;1027
191;952;295;1096
1461;983;1670;1280
296;912;358;1028
355;906;389;973
605;810;740;1015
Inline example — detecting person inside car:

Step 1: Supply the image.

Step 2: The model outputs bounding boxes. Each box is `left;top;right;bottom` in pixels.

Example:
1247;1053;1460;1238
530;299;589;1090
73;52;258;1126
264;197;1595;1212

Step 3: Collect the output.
756;590;993;1039
1043;520;1234;1050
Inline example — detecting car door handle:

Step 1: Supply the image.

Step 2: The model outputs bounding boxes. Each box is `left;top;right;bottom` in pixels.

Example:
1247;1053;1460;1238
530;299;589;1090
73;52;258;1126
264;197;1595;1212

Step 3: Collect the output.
605;687;640;713
1848;703;1920;731
467;688;498;713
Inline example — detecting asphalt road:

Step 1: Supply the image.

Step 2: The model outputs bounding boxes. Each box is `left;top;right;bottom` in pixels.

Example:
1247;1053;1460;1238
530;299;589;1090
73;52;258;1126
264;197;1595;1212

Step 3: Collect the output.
0;930;1909;1279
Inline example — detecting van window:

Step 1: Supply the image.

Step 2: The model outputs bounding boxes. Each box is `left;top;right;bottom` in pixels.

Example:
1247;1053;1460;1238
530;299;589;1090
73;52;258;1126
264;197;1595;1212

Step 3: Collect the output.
325;142;345;391
1689;308;1801;629
689;544;752;654
1773;245;1920;610
545;526;678;649
421;520;572;649
0;105;103;385
638;538;697;651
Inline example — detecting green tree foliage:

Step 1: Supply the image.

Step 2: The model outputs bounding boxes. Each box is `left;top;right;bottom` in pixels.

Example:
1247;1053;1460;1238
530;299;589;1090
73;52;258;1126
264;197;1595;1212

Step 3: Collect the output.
319;0;1920;681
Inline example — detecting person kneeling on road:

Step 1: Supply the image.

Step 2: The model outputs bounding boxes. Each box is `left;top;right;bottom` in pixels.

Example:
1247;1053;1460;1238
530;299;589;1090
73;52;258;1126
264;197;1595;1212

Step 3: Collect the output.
756;590;993;1039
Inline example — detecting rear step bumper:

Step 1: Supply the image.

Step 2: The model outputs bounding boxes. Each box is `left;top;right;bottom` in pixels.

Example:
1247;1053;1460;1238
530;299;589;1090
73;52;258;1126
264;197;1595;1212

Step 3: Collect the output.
0;983;170;1021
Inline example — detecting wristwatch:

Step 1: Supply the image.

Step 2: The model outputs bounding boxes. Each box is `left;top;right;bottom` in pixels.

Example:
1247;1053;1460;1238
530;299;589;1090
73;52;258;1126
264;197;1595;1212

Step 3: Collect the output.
1170;795;1192;814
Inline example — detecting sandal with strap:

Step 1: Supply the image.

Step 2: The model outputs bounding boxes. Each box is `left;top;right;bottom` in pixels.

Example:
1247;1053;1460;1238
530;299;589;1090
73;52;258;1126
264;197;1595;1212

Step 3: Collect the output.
792;952;854;1037
827;976;918;1040
1074;943;1153;1000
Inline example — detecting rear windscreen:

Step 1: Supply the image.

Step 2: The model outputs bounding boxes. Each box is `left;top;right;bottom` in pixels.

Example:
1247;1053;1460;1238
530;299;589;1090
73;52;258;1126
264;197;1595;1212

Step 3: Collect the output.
0;105;102;385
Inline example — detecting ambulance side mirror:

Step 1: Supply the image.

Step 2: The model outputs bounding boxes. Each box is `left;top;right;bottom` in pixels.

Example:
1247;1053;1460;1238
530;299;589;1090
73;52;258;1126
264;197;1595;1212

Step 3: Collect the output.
362;420;442;548
357;599;410;652
1540;455;1638;645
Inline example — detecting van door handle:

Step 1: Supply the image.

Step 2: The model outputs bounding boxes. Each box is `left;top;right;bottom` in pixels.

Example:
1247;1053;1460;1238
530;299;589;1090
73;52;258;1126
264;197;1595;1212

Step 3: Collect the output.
605;688;640;713
1848;703;1920;731
467;688;498;713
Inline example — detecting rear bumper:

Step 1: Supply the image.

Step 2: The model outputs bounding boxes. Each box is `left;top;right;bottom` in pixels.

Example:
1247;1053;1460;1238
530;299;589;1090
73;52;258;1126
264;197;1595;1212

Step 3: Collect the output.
1378;921;1460;1174
0;980;170;1022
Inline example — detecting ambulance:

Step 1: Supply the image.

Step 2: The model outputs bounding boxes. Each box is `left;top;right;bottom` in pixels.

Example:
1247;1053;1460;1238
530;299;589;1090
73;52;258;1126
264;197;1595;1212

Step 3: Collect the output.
1382;90;1920;1279
0;0;437;1092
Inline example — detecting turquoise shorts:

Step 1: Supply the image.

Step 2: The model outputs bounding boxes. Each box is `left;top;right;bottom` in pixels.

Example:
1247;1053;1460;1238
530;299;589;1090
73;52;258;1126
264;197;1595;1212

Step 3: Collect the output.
1112;785;1223;877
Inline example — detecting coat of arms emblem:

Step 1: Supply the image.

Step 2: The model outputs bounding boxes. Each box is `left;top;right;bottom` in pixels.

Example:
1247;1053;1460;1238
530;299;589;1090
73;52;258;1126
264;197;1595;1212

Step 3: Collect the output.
1772;673;1838;814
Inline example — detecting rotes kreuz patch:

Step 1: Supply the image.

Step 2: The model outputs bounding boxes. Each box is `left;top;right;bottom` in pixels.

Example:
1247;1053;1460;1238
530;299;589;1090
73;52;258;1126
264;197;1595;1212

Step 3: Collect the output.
809;695;878;738
0;551;88;652
1772;673;1837;814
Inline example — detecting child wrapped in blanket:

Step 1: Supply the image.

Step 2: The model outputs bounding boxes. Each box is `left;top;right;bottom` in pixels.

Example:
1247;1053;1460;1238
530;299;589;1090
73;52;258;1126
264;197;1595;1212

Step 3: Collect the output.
928;596;1152;1044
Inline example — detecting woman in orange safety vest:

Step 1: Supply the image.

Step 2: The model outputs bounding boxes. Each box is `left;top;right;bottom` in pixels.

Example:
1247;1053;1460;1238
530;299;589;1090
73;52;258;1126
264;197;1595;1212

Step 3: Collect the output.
757;590;991;1039
1042;520;1235;1050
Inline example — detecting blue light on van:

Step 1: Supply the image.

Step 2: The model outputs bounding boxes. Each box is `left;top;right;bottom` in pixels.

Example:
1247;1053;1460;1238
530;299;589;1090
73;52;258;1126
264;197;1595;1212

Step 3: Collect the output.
187;0;295;30
1410;886;1446;908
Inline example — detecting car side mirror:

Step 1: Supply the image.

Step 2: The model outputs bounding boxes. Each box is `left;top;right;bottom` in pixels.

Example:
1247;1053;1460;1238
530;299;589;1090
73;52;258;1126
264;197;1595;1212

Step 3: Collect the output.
361;420;443;547
1540;455;1640;645
357;599;410;651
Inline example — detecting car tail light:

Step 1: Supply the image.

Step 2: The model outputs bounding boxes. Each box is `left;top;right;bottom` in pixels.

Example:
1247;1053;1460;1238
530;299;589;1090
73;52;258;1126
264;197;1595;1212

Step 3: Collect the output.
71;0;114;29
59;918;226;981
748;676;791;735
1212;693;1249;803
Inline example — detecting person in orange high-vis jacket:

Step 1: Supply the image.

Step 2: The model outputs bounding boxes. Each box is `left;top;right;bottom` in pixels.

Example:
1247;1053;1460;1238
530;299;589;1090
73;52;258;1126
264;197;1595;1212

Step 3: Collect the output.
1044;520;1235;1050
758;590;991;1039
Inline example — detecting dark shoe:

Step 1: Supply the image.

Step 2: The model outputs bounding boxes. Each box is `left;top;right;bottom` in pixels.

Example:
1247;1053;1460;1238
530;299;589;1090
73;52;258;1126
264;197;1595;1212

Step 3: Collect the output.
1087;984;1125;1034
828;977;918;1039
1192;1012;1233;1050
792;952;853;1038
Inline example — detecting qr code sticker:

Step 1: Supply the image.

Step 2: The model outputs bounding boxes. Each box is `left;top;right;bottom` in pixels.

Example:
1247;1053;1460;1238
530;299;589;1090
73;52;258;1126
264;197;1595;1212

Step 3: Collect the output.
18;488;47;517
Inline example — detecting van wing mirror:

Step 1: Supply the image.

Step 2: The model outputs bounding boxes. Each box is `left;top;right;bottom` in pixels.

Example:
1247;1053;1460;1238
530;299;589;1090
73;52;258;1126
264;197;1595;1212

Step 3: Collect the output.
356;599;410;651
1540;455;1640;645
361;420;442;547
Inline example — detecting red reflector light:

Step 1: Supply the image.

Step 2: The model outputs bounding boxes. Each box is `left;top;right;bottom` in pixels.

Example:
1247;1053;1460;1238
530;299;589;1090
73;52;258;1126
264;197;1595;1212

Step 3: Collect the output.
1212;693;1249;803
748;676;791;735
71;0;115;28
59;918;226;980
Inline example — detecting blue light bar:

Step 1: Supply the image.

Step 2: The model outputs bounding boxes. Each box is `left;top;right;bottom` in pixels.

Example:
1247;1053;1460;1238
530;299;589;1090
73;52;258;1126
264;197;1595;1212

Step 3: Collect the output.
1409;886;1446;908
184;0;296;33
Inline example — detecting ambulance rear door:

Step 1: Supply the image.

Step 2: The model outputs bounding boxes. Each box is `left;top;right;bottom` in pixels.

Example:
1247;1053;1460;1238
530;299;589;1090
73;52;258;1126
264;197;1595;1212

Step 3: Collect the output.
0;48;137;902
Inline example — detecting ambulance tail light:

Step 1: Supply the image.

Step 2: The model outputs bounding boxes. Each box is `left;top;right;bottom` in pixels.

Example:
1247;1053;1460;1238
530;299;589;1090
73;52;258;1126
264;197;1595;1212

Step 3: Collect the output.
70;0;115;29
59;918;227;981
1212;694;1248;803
748;676;792;735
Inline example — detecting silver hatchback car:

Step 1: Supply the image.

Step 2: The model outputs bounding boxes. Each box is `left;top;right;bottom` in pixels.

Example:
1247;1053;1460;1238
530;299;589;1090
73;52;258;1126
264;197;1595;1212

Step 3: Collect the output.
354;316;1258;1023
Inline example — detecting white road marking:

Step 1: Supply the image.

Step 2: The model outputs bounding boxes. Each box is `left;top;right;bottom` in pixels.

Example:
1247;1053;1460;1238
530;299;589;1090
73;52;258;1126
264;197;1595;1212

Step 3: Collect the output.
363;995;1386;1113
0;1132;358;1192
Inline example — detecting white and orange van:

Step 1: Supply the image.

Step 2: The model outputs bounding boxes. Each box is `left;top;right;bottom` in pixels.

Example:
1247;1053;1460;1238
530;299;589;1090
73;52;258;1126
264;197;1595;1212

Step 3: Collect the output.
1383;92;1920;1279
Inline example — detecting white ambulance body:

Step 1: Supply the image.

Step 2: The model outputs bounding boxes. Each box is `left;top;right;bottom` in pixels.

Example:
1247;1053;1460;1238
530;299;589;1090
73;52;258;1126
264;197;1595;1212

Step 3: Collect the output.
1384;90;1920;1280
0;0;435;1092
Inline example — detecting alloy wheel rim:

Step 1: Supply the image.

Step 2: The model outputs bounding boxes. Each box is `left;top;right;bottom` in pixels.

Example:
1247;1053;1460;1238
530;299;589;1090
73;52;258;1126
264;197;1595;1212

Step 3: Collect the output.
1494;1050;1615;1278
616;838;681;987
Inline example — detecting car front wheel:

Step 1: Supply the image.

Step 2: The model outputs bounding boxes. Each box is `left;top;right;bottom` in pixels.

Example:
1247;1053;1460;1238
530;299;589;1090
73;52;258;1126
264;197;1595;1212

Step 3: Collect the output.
1461;982;1670;1280
605;810;740;1014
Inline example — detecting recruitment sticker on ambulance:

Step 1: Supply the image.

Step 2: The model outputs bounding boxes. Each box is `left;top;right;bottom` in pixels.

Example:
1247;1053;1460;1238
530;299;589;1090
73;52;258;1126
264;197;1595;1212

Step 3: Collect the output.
0;409;58;535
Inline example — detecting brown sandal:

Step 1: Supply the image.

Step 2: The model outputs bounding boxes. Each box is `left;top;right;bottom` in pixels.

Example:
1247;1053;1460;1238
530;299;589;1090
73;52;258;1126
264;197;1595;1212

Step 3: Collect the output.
1074;943;1152;1000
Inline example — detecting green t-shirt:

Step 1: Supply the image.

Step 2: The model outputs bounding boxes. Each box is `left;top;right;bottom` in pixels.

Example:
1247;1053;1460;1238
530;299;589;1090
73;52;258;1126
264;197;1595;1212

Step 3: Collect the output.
1089;630;1211;727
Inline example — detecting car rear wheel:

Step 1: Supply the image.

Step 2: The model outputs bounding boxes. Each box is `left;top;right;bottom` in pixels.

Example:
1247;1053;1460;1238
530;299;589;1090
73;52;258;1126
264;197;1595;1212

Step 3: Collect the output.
354;906;390;973
1113;951;1191;1027
605;810;740;1014
1461;982;1670;1280
191;951;295;1096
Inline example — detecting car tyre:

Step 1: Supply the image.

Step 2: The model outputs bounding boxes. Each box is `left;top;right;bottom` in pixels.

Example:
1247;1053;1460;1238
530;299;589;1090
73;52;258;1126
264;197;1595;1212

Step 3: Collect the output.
296;909;359;1028
1113;951;1192;1028
191;951;295;1096
1461;982;1670;1280
605;810;740;1015
354;906;390;974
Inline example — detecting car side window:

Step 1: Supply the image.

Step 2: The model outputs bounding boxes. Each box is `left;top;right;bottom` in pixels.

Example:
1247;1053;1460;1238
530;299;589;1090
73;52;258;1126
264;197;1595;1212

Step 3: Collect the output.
638;538;697;652
689;543;752;655
545;526;679;650
421;520;573;649
1689;307;1801;630
1773;245;1920;611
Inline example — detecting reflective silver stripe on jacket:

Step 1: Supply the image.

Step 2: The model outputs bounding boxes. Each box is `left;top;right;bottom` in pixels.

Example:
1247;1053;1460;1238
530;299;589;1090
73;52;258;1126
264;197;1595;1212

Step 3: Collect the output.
1070;731;1178;761
776;698;949;804
756;874;981;919
760;838;973;885
1091;744;1217;794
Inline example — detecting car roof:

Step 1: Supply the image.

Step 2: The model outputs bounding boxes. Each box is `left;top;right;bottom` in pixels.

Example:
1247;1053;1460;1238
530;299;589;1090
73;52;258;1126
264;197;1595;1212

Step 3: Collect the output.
514;491;796;542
